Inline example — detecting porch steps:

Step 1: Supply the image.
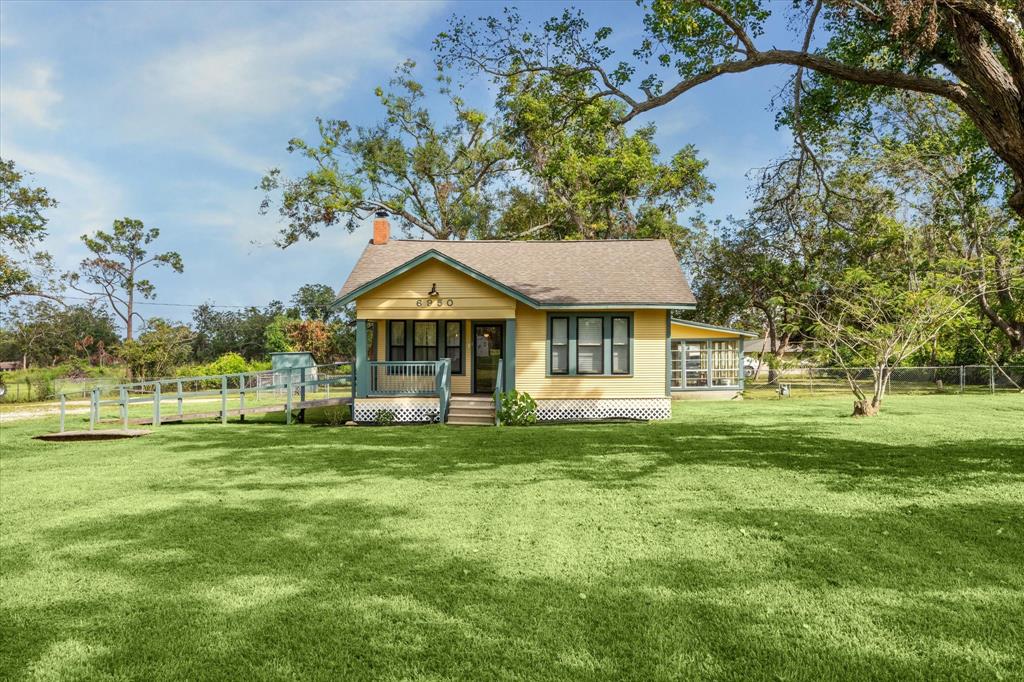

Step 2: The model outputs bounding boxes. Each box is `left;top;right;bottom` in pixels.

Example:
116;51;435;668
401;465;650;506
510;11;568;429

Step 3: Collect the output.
447;396;496;426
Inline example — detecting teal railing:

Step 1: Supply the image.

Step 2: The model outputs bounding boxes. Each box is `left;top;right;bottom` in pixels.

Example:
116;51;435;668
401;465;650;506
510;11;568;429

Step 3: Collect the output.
64;363;352;432
367;361;439;396
493;358;504;426
434;358;452;423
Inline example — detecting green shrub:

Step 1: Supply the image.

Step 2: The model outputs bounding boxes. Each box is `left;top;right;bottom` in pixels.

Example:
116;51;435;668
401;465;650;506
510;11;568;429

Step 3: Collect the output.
375;408;397;426
207;353;249;376
498;389;537;426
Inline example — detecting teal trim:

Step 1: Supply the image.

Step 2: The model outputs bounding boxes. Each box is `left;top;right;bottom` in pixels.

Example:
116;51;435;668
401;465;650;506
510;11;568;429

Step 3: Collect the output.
547;316;569;375
674;338;743;390
355;319;368;398
608;315;632;375
670;318;758;338
540;303;695;310
546;312;634;377
670;386;743;393
738;337;745;390
504;318;516;391
665;311;672;396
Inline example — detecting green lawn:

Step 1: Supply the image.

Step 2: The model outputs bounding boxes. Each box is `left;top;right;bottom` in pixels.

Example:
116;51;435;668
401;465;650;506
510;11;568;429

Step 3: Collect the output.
1;396;1022;680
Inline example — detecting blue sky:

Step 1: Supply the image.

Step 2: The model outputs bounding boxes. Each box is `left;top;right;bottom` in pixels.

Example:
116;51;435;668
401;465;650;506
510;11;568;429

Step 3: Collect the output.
1;0;798;325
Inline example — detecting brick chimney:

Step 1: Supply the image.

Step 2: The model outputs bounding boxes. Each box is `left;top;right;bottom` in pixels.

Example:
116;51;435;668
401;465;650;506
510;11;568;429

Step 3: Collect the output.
372;211;390;245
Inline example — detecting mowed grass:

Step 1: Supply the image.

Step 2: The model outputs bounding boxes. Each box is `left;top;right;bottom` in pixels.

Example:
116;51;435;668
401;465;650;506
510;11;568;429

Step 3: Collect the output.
1;396;1022;681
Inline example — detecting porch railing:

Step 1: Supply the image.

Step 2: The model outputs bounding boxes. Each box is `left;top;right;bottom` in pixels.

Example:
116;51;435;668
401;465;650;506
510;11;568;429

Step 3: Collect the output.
494;358;504;426
435;359;452;422
367;361;440;396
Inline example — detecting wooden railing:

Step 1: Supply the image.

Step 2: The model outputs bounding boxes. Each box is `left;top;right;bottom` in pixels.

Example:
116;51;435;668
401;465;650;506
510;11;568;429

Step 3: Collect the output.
62;363;352;432
435;359;452;423
367;361;440;396
493;358;504;426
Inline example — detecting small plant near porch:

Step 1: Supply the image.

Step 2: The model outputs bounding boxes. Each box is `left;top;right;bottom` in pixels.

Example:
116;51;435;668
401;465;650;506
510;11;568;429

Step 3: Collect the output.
497;389;537;425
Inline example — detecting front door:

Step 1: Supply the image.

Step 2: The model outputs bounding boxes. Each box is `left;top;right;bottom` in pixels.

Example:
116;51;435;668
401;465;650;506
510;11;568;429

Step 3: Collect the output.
472;323;503;394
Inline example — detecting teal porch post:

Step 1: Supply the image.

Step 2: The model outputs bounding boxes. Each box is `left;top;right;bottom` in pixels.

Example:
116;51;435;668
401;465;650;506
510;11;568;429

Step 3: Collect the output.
665;311;672;396
355;318;368;398
504;318;516;392
738;337;745;390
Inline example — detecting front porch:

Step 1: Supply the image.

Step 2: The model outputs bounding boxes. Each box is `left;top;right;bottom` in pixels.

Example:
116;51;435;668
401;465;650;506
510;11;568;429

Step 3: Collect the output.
352;315;516;423
354;318;516;398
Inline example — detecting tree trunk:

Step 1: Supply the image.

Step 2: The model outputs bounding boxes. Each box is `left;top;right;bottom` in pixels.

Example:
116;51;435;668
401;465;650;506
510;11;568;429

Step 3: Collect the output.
852;399;880;417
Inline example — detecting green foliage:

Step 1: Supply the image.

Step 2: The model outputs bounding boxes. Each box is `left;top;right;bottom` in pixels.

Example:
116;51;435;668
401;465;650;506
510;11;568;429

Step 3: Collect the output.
494;71;711;246
437;3;1024;216
0;158;59;301
0;300;119;367
261;60;513;244
191;302;285;362
67;217;184;340
498;389;537;425
264;315;296;354
290;284;338;322
116;319;193;379
374;408;397;426
205;352;250;376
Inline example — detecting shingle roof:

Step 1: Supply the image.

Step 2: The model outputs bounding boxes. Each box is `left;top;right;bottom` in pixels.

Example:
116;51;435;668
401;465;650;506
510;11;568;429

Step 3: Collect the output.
337;239;696;307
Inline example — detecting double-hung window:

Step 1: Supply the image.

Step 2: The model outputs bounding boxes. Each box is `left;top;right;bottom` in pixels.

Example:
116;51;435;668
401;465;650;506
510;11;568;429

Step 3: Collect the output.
444;321;463;373
548;313;632;376
611;317;630;374
550;317;569;374
576;317;604;374
388;321;406;361
413;321;438;361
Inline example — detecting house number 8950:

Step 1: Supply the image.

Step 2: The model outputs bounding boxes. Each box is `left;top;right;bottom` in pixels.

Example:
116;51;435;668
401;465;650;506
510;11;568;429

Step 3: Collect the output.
416;299;455;307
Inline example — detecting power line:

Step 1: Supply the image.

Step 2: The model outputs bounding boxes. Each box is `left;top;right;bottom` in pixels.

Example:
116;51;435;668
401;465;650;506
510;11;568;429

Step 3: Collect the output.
54;295;272;310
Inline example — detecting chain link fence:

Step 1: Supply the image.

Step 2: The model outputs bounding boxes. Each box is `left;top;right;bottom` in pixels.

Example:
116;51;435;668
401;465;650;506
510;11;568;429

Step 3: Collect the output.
743;365;1024;399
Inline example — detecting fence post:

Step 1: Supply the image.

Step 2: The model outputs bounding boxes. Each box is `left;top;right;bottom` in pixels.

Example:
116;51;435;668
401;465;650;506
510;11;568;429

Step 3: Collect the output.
990;365;996;394
286;381;293;425
120;386;128;430
59;393;66;433
176;380;183;416
238;373;246;421
300;367;306;403
959;366;965;394
89;388;97;431
153;382;161;427
221;375;228;425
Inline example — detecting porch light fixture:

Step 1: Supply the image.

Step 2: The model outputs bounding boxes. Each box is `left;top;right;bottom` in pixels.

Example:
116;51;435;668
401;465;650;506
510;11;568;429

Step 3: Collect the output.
428;283;439;297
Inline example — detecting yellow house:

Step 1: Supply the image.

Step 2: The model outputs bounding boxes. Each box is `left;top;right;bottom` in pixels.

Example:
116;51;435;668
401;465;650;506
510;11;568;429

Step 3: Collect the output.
337;214;753;424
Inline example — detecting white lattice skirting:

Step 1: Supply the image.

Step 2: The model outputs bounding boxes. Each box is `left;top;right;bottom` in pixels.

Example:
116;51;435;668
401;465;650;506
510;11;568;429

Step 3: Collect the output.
354;398;440;423
535;398;672;422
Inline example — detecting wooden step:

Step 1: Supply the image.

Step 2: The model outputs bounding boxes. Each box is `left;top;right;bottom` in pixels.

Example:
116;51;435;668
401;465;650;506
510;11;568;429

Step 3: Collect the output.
448;404;495;416
450;397;494;407
447;413;496;425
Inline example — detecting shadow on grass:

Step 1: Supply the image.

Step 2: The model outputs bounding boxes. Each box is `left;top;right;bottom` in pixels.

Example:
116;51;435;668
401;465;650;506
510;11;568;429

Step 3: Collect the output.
149;413;1024;497
3;495;1021;680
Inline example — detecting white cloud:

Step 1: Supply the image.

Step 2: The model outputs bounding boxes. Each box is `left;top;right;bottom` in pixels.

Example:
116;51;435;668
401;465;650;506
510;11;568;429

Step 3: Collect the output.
133;2;443;121
0;63;63;129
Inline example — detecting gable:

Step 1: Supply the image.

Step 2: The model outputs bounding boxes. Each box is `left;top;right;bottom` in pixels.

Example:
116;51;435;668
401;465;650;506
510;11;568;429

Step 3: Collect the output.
354;258;516;320
337;239;697;308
